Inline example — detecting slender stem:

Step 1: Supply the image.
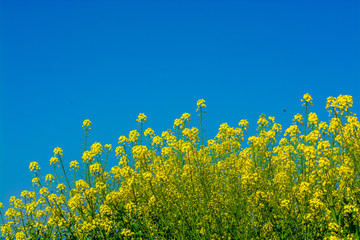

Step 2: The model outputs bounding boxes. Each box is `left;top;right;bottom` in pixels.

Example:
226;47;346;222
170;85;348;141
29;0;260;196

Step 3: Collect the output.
59;155;72;191
200;107;203;146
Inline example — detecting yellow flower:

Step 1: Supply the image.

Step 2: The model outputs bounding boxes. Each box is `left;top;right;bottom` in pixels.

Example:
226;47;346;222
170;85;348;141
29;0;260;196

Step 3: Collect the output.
308;112;319;125
326;94;353;116
238;119;249;130
284;125;300;138
152;136;163;146
45;174;55;183
90;142;103;156
118;135;128;144
82;150;93;163
301;93;313;106
132;145;148;159
100;204;113;216
305;129;320;143
121;228;134;237
128;130;140;143
136;113;147;123
70;160;79;169
257;115;269;128
104;144;112;152
39;187;50;196
144;128;155;137
180;113;191;121
82;119;92;128
173;118;184;129
32;177;40;186
50;157;59;165
15;232;26;240
57;183;66;191
53;147;63;157
196;99;206;112
29;162;40;172
89;162;102;174
0;202;3;209
75;179;89;190
318;121;328;133
293;113;303;124
328;222;340;232
36;210;45;219
115;146;126;157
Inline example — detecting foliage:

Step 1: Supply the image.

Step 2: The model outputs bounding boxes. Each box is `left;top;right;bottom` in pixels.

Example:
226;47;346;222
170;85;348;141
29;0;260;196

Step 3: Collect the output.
1;94;359;240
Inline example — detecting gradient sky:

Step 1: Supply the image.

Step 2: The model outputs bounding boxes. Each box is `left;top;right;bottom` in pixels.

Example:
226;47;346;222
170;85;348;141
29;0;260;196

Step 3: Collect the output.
0;0;359;212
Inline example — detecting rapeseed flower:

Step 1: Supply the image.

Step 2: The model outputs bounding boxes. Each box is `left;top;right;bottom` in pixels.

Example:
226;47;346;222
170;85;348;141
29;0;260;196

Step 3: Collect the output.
29;162;40;172
45;174;55;183
301;93;313;106
82;119;92;128
128;130;139;143
144;127;155;137
196;99;206;112
49;156;59;165
136;113;147;123
1;95;359;240
56;183;66;191
69;160;79;169
53;147;63;157
118;135;128;144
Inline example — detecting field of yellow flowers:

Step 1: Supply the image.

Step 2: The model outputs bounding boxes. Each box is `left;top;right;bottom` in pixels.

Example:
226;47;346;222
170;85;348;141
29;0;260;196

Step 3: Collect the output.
0;94;359;240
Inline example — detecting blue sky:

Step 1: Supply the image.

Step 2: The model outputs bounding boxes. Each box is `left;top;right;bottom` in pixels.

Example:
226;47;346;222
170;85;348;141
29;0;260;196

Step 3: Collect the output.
0;0;359;211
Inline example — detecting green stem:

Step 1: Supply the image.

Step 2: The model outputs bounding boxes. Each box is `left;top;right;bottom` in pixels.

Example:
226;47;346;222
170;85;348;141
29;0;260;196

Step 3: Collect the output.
59;155;72;191
200;107;203;146
140;121;143;145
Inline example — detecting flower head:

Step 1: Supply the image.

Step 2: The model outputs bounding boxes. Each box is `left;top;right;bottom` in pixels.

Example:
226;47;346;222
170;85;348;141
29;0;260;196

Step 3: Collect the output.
104;144;112;152
82;150;94;163
118;136;128;144
181;113;191;121
45;174;55;183
136;113;147;123
196;99;206;112
29;162;40;172
238;119;249;130
82;119;92;128
301;93;313;106
50;157;59;166
152;136;163;146
32;177;40;186
57;183;66;191
53;147;63;157
173;118;184;129
128;130;140;143
90;142;103;156
326;94;353;116
144;128;155;137
70;160;79;169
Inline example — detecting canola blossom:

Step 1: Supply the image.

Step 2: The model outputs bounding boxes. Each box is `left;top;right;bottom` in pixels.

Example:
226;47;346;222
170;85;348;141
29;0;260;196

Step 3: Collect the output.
0;94;359;240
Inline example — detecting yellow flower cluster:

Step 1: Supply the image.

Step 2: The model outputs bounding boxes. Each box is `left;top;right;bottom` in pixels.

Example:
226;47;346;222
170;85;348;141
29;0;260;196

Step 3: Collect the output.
29;162;40;172
326;95;354;116
82;119;92;128
136;113;147;123
196;99;206;112
53;147;63;157
1;94;360;240
301;93;313;106
144;127;155;137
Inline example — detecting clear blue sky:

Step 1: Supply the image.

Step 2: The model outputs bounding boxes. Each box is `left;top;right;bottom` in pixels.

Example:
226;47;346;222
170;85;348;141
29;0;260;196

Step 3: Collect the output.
0;0;359;211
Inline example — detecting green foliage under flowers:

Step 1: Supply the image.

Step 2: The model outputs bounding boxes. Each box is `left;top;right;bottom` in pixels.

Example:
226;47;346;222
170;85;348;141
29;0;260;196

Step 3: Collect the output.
1;94;360;240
